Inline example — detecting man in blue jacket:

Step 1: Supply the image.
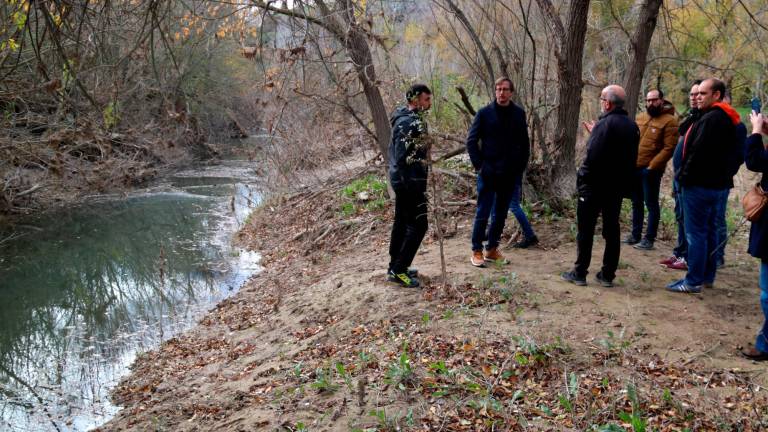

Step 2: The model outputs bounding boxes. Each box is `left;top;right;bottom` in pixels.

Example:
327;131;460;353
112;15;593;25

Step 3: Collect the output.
466;78;532;267
387;84;432;288
562;85;639;287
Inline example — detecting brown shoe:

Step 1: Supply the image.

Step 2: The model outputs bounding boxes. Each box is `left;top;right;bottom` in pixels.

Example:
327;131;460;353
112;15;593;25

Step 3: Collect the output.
484;248;509;264
741;347;768;361
471;250;485;267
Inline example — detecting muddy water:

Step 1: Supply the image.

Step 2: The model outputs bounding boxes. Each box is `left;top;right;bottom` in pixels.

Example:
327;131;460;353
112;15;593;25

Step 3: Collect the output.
0;160;261;431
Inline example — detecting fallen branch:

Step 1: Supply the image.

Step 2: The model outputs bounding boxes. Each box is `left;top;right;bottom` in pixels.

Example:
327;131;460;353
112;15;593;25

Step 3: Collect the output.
15;183;45;197
435;146;465;162
443;200;474;206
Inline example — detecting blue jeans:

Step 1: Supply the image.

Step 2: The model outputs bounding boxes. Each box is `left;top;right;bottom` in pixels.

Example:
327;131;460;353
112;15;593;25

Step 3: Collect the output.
472;174;514;251
631;168;663;241
714;190;730;266
672;180;687;259
758;262;768;353
490;174;536;239
681;186;728;286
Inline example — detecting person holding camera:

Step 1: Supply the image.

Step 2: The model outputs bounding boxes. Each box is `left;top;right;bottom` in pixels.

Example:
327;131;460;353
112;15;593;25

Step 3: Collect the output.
741;110;768;361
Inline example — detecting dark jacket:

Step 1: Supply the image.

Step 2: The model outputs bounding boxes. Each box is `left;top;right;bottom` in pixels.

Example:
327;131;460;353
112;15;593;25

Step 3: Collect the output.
465;101;530;178
388;106;429;192
745;133;768;260
676;103;741;189
727;122;747;178
577;108;640;198
678;108;701;137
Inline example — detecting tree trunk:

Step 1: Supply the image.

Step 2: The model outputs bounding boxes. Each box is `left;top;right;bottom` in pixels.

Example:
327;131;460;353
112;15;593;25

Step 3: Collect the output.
535;0;591;202
252;0;391;162
344;21;392;160
623;0;663;115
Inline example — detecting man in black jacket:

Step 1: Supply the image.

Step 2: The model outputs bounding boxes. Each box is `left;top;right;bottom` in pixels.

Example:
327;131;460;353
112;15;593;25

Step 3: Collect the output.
387;84;432;288
667;78;741;293
562;85;639;287
466;77;531;267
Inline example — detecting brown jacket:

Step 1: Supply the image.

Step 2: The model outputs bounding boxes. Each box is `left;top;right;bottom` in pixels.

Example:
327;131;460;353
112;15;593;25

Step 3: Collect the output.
635;101;679;170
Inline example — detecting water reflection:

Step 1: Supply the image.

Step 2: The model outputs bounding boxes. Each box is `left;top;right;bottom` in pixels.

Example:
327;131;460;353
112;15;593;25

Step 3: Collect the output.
0;173;260;431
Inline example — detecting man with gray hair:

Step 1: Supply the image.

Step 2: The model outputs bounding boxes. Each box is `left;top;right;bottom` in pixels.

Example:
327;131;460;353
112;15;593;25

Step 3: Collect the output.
562;85;639;287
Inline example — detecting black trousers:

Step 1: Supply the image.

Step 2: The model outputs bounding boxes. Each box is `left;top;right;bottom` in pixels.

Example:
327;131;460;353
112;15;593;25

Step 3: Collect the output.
388;187;428;273
574;192;622;280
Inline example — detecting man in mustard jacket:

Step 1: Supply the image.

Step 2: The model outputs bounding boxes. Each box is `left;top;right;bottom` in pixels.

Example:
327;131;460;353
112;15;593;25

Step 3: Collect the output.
626;89;679;250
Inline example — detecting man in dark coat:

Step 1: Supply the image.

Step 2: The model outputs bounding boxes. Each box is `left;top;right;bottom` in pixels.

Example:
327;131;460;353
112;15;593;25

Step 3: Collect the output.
387;84;432;288
466;77;531;267
667;78;742;293
562;85;639;287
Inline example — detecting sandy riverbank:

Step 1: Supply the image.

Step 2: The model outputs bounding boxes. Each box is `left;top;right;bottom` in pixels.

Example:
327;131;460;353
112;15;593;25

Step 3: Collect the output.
98;156;768;431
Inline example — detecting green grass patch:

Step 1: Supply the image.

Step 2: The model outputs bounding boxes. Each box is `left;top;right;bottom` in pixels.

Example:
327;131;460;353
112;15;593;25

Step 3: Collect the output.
339;174;388;217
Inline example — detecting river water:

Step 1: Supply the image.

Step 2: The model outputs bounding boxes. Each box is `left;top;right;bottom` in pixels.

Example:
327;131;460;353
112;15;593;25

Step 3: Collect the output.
0;159;262;431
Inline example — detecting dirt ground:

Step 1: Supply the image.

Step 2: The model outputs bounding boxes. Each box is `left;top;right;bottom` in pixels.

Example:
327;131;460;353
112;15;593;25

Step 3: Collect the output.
99;161;768;431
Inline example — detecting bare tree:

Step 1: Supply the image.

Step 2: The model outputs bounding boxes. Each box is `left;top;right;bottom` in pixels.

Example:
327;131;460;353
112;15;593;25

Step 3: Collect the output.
535;0;591;201
250;0;392;163
623;0;664;114
441;0;496;97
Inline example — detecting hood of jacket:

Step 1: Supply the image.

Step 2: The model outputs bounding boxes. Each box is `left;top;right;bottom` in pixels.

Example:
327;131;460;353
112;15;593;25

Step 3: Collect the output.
390;106;415;127
710;102;741;125
661;100;675;116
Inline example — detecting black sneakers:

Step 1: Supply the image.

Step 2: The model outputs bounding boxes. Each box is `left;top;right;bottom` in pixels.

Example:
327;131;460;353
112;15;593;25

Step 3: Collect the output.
561;270;587;286
513;235;539;249
622;235;640;245
595;271;614;287
633;238;654;250
388;269;420;288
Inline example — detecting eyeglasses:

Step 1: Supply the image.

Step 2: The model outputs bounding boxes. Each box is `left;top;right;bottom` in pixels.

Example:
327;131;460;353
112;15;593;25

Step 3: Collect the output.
495;87;512;93
599;97;608;102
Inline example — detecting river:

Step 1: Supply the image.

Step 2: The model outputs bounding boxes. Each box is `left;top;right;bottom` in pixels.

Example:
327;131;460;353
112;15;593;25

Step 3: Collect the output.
0;158;262;431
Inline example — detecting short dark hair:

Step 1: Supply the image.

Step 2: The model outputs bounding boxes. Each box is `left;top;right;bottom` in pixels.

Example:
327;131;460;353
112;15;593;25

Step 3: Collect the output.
693;79;703;86
406;84;431;102
708;78;726;100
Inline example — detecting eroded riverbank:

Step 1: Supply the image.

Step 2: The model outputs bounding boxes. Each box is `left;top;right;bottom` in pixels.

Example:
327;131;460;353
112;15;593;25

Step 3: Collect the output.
99;158;768;431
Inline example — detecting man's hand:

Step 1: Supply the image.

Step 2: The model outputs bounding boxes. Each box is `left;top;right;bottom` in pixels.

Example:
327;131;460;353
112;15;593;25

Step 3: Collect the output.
750;111;766;135
583;121;596;134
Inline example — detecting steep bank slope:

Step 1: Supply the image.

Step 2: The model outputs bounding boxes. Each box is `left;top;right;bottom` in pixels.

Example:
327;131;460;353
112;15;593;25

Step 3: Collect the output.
100;164;768;431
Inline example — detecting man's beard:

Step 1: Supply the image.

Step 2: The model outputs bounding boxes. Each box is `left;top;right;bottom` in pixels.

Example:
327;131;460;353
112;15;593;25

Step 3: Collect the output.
646;105;663;117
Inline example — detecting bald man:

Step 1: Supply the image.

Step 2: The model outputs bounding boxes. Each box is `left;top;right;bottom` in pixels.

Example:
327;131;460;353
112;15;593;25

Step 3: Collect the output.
562;85;640;287
667;78;741;294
